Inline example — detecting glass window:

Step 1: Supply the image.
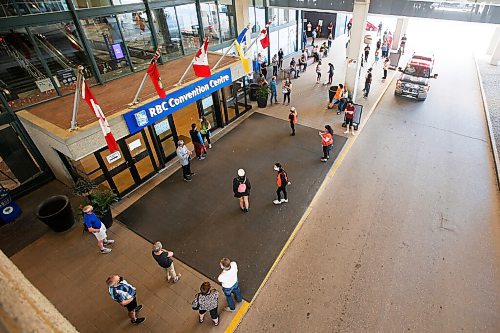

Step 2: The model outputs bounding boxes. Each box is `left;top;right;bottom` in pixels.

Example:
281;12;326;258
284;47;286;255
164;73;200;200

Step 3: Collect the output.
0;1;17;17
176;3;200;55
278;8;285;25
289;9;297;23
268;8;278;28
249;6;256;32
74;0;111;9
112;0;141;4
200;2;220;47
152;7;183;61
0;28;59;110
255;7;265;33
116;12;154;71
80;15;132;81
29;23;95;93
14;0;68;15
218;0;236;43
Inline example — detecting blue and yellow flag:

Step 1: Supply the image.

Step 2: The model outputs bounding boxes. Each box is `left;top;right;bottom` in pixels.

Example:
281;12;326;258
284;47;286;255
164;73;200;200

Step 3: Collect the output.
235;27;251;74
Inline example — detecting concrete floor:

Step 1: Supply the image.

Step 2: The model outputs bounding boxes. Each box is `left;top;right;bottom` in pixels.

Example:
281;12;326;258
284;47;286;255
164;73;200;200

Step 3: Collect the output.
237;25;500;333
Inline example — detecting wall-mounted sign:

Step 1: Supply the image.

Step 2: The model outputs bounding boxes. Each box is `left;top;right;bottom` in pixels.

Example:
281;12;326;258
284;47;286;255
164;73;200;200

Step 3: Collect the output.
154;119;170;136
123;68;232;134
56;68;77;85
106;151;121;164
128;139;142;151
112;43;125;60
35;78;55;93
202;96;213;109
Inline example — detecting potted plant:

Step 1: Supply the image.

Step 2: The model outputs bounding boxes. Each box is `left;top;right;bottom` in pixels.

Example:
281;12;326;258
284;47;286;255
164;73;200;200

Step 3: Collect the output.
84;188;118;228
256;84;271;108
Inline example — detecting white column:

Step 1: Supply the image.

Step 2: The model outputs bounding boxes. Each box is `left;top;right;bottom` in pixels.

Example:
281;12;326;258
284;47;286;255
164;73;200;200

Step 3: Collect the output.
490;38;500;66
345;0;370;102
235;0;250;33
392;17;409;51
487;25;500;55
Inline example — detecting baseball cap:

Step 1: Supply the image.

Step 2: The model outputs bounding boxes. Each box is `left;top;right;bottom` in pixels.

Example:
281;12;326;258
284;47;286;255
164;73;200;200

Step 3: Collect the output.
237;169;245;177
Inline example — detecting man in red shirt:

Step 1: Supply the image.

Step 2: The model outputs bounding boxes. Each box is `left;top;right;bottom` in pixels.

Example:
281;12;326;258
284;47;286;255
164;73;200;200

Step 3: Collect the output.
344;101;356;135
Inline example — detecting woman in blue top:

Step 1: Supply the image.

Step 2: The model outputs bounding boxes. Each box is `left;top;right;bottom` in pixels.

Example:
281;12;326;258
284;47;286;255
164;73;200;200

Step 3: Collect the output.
190;123;207;160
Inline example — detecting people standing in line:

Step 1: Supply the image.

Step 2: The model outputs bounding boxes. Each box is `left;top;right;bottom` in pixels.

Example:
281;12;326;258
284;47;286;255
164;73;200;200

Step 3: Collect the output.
344;101;356;135
269;76;278;104
327;33;333;49
261;61;267;79
176;140;194;182
399;34;407;54
83;205;114;254
200;116;212;149
218;258;242;312
364;44;370;62
106;275;145;324
311;29;317;46
363;68;373;98
382;57;390;79
282;78;292;106
273;163;289;205
152;241;181;283
192;282;219;326
271;54;278;77
289;107;297;136
373;49;380;66
378;22;383;36
315;60;322;84
190;123;207;160
233;169;251;212
347;20;352;36
278;48;284;69
327;63;335;85
319;125;334;162
381;41;388;58
376;39;381;51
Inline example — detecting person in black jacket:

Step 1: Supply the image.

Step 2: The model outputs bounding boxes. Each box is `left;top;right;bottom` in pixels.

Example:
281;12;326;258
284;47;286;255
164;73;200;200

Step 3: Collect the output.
273;163;289;205
233;169;251;212
278;48;284;69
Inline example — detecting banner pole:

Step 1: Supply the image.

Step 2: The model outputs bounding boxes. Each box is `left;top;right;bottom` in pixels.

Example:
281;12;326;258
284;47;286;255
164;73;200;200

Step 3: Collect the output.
128;72;149;106
212;41;235;71
176;59;194;86
70;65;84;131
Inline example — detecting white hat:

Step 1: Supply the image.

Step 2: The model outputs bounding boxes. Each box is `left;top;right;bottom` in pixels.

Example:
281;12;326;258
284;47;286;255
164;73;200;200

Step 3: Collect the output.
237;169;245;177
290;107;296;112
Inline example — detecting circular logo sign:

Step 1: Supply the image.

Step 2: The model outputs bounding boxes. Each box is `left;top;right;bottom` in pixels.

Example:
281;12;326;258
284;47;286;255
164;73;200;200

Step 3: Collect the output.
3;206;13;215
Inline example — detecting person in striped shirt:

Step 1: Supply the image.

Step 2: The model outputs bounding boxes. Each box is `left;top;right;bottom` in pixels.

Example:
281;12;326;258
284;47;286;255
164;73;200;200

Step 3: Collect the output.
106;275;145;324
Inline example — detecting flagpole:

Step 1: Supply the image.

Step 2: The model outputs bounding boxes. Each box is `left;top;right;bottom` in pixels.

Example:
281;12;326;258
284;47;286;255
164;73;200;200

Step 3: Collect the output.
70;65;84;131
243;18;274;57
212;41;235;71
176;59;194;86
129;46;162;106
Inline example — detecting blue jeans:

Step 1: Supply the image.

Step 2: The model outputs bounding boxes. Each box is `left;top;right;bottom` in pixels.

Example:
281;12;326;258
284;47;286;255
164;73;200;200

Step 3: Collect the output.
222;282;242;310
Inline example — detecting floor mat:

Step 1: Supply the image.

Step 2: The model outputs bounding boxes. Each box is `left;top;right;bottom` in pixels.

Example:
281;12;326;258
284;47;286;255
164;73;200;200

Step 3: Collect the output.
117;112;347;300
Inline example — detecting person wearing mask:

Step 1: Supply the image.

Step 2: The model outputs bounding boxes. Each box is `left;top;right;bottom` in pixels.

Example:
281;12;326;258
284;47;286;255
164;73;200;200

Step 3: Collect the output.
344;101;356;135
271;54;278;77
190;123;207;160
200;116;212;149
278;48;284;69
382;57;390;79
282;78;292;106
364;44;370;62
319;125;334;162
273;163;290;205
289;107;297;136
315;60;322;84
327;63;335;85
176;140;194;181
232;169;251;212
363;68;373;98
269;76;278;104
327;33;333;49
192;282;219;326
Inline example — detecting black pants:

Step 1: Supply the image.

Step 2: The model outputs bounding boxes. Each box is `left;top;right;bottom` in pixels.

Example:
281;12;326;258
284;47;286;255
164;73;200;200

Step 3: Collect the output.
383;69;387;79
365;52;369;62
270;93;278;104
328;74;333;84
182;163;191;179
328;41;332;49
364;82;371;96
272;66;278;76
316;72;321;81
290;122;295;135
202;133;210;145
283;92;290;104
278;58;283;69
125;297;138;312
261;68;267;78
323;145;331;159
199;308;218;320
277;185;287;200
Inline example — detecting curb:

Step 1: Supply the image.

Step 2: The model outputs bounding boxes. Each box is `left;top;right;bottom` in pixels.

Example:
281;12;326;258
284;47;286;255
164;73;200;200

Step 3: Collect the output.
474;54;500;191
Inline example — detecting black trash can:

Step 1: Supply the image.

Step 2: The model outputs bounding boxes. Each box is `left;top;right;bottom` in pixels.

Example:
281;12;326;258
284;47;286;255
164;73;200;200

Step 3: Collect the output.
328;85;338;102
36;195;75;232
249;83;259;101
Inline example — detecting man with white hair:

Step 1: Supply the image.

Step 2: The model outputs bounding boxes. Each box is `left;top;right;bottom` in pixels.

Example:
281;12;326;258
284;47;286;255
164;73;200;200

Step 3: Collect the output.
83;205;114;254
176;139;194;181
106;275;145;324
151;241;181;283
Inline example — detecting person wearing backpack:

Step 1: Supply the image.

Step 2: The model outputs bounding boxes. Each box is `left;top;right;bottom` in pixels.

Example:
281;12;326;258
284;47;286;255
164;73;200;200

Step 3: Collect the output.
106;275;145;324
233;169;251;212
273;163;290;205
319;125;334;162
192;281;219;326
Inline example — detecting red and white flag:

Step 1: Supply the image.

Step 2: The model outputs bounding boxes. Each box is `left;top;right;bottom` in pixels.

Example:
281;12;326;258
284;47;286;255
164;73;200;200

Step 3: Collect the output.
147;48;166;98
258;20;273;49
192;37;211;78
81;79;119;153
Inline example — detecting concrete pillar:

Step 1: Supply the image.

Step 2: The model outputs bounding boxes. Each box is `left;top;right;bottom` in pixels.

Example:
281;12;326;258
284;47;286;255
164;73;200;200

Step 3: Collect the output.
392;17;409;51
487;25;500;55
490;38;500;66
345;0;370;101
235;0;250;33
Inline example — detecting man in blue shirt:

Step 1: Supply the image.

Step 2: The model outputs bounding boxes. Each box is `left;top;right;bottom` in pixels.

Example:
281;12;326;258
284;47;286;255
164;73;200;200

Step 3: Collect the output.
83;205;114;254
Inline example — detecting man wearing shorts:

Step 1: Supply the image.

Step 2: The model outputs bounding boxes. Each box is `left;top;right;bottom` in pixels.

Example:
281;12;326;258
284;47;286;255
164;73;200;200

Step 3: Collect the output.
107;275;145;324
344;101;356;135
83;205;114;254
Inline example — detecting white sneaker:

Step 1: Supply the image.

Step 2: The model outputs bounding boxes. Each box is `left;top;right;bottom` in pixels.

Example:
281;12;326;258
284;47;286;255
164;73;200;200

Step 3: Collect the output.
273;200;281;205
100;248;112;254
351;131;355;135
344;130;349;134
208;144;212;149
225;307;236;312
280;199;288;203
104;239;114;245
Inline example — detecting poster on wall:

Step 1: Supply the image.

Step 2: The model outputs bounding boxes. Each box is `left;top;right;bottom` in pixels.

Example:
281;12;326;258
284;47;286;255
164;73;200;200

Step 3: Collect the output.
56;68;77;85
35;78;55;93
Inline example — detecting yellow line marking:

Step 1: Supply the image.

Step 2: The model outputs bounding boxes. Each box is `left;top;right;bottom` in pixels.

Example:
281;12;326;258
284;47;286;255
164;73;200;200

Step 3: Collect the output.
225;76;396;332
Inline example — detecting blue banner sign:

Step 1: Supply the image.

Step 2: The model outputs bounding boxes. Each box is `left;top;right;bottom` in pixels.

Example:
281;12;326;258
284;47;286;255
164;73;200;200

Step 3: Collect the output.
124;68;232;134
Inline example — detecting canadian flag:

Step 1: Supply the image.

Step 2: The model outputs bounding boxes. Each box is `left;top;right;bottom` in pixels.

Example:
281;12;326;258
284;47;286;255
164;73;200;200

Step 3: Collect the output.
258;20;273;49
81;79;119;153
147;48;166;98
192;37;211;78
